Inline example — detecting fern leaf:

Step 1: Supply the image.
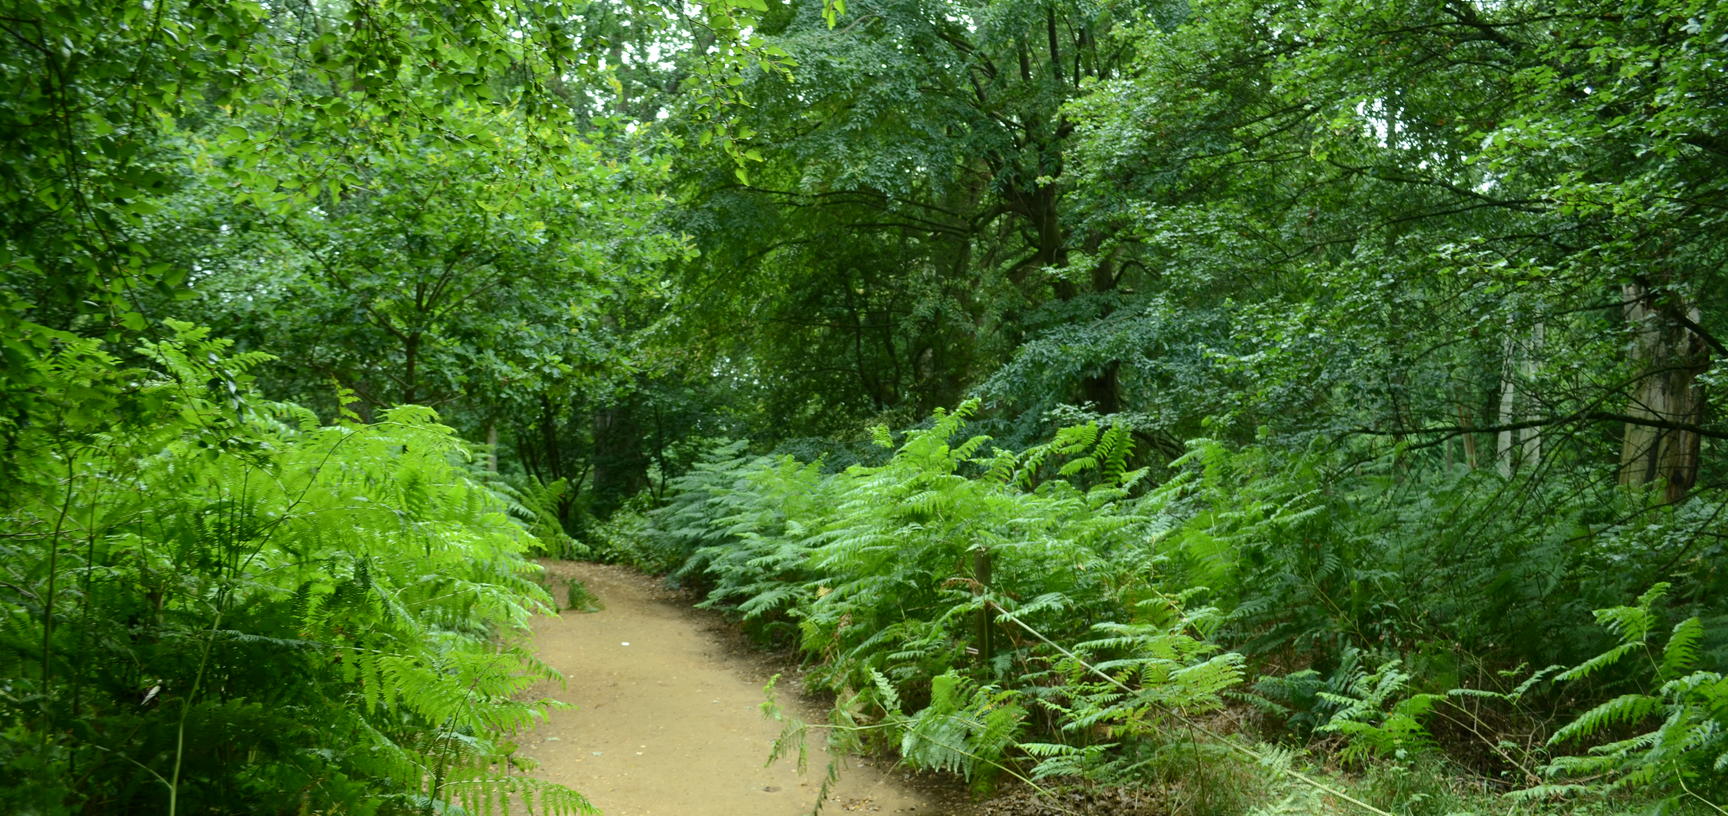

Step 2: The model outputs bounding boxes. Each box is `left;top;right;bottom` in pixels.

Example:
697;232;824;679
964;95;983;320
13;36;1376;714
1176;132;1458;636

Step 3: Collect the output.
1548;693;1664;747
1659;617;1704;682
1556;642;1638;683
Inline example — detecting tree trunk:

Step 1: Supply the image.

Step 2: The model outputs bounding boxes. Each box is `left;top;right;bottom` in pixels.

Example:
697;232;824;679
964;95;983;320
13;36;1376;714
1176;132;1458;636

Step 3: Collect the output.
1455;402;1479;470
1495;333;1519;478
591;397;650;516
485;418;499;474
1495;323;1543;477
1519;322;1544;470
1619;283;1708;502
402;332;421;406
538;393;565;482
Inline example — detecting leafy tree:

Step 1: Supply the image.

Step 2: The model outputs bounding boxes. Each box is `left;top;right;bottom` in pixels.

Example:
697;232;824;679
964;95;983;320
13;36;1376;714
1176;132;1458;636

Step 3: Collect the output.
660;0;1174;439
1063;0;1728;483
179;104;684;424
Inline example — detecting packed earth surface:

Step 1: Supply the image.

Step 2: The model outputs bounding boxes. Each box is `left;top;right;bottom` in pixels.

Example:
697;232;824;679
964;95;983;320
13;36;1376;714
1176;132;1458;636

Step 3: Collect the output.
521;562;981;816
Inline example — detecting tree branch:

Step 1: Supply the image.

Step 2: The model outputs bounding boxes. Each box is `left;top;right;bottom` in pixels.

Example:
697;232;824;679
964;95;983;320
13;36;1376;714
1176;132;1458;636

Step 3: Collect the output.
1352;410;1728;446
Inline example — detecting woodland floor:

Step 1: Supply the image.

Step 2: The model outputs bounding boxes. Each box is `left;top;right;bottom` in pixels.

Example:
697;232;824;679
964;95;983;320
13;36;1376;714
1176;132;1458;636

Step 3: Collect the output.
519;561;985;816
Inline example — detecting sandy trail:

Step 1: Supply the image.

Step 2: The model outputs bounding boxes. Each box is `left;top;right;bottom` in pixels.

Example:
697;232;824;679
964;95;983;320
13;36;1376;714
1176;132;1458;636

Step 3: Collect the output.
519;562;963;816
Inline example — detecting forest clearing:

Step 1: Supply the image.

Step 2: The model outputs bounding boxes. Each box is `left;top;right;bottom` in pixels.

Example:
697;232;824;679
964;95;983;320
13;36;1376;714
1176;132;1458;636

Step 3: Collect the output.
2;0;1725;814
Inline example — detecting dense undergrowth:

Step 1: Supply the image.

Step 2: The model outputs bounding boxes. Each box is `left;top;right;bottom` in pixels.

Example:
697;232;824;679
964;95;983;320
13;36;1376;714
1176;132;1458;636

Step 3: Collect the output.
0;323;585;815
596;402;1728;816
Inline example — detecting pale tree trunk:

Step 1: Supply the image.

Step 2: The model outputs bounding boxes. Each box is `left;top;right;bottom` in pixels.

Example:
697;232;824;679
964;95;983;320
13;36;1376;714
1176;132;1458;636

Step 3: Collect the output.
1619;283;1708;503
1520;322;1544;469
485;419;499;474
1496;333;1520;478
1495;322;1545;477
1456;402;1479;470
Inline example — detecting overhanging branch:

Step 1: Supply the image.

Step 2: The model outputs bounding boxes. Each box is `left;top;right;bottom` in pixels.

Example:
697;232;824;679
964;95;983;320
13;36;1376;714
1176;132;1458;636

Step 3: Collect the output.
1352;410;1728;447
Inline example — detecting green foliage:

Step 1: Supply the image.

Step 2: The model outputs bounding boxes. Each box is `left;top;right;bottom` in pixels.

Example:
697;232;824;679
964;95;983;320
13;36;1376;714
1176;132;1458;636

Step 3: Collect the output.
0;323;584;815
563;580;603;614
643;0;1725;808
0;0;743;551
653;401;1728;814
643;439;780;576
652;403;1246;795
661;0;1174;436
1521;583;1728;811
1315;661;1440;765
869;669;1027;791
1238;583;1728;814
503;477;587;559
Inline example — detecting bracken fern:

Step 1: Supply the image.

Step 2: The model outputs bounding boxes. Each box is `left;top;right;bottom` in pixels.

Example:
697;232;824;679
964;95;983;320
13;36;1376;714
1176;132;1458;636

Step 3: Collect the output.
0;322;587;815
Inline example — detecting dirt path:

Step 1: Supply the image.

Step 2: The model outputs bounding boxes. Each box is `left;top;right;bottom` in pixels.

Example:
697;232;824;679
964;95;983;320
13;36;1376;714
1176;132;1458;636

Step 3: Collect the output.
519;562;970;816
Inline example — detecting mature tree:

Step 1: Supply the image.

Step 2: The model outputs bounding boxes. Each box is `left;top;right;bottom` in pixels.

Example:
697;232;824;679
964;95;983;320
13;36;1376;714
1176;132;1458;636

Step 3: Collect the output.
177;109;679;416
1058;0;1727;489
658;0;1173;440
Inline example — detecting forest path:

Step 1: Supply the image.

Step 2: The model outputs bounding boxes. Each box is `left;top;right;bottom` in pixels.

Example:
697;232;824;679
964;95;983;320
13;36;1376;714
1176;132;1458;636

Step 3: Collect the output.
519;561;965;816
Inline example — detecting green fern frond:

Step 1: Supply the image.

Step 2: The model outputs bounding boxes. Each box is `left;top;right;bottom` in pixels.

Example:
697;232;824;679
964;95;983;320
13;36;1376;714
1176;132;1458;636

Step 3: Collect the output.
1523;585;1728;808
443;770;596;816
1555;641;1639;683
870;668;903;714
1659;617;1704;682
